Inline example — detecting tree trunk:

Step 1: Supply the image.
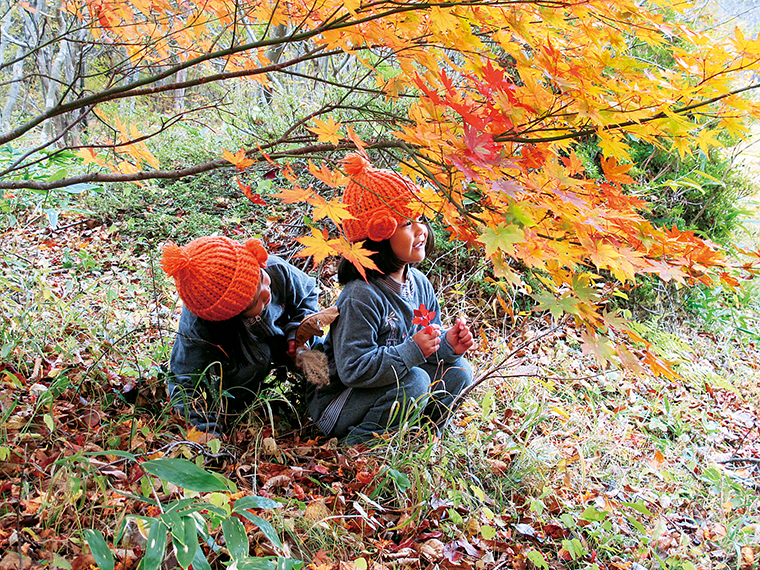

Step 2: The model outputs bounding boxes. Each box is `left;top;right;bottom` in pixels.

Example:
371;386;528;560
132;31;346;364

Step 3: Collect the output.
1;45;25;132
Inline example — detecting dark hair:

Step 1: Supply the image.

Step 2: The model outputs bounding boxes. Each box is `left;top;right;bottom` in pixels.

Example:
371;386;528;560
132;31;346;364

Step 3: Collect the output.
337;224;435;284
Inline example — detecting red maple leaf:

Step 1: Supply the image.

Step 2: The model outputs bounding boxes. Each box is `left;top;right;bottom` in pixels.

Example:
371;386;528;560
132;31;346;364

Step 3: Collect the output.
413;303;436;334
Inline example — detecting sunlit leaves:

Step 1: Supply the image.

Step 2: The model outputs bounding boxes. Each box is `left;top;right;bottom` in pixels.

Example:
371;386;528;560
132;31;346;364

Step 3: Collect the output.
307;117;343;145
480;224;524;257
223;149;254;171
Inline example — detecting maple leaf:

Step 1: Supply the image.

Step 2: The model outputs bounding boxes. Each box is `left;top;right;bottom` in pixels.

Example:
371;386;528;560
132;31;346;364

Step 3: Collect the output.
641;260;687;284
223;148;254;171
295;227;335;266
309;195;354;225
600;156;635;186
532;291;580;319
346;125;366;153
330;238;379;280
412;303;436;334
308;160;346;188
277;185;314;204
237;178;266;206
579;328;615;368
306;117;342;145
480;223;524;257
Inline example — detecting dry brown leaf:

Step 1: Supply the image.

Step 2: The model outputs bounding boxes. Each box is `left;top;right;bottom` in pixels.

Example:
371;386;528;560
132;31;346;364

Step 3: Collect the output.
417;538;445;561
304;499;331;521
295;306;339;347
741;545;755;570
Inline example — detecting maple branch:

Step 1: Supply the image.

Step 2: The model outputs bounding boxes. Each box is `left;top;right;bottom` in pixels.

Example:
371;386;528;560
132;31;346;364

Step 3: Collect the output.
437;320;567;432
0;140;409;190
493;81;760;144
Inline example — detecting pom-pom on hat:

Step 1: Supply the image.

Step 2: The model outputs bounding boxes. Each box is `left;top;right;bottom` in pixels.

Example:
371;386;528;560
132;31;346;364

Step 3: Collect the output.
161;236;268;321
341;153;420;243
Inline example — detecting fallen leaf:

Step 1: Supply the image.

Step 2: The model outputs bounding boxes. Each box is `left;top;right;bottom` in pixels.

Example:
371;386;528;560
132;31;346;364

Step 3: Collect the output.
295;306;340;347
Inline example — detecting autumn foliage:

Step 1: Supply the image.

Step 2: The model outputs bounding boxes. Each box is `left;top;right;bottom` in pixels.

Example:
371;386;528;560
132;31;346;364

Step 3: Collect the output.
6;0;760;375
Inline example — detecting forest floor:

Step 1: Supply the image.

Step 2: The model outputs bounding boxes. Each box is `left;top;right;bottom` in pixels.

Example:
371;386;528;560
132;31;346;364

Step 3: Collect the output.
0;209;759;570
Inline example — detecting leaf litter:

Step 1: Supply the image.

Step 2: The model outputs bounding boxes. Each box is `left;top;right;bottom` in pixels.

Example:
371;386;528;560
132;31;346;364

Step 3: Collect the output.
0;212;758;569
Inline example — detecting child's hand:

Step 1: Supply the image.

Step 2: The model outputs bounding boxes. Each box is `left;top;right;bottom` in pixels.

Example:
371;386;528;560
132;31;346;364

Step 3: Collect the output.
446;317;474;355
413;324;441;358
287;339;305;360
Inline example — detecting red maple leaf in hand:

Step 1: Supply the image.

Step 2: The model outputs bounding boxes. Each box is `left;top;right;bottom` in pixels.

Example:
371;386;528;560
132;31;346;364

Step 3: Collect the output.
413;303;436;335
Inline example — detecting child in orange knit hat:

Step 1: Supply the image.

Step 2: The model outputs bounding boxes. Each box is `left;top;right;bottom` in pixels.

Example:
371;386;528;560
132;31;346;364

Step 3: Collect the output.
308;153;474;444
161;235;320;435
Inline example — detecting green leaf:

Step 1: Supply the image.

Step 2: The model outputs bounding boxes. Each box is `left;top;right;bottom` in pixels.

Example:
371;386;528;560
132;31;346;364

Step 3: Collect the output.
525;549;548;570
624;514;646;534
172;516;197;569
48;168;68;182
481;525;497;540
84;529;114;570
559;513;575;529
191;543;213;570
233;495;282;511
579;506;608;522
84;450;137;461
141;521;168;570
386;468;410;492
236;511;283;549
621;500;653;516
531;291;580;319
481;223;524;257
222;516;249;560
141;458;232;492
63;182;100;194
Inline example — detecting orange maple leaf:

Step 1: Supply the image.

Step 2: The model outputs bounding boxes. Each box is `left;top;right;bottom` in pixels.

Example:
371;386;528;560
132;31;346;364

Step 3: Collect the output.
308;160;346;188
600;156;635;186
346;125;366;152
295;228;335;266
237;178;266;206
306;117;342;145
277;185;315;204
330;238;379;280
223;148;254;171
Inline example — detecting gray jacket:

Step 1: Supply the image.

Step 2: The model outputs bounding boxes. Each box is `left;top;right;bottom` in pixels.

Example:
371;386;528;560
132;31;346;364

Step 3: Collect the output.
168;255;319;432
309;267;459;423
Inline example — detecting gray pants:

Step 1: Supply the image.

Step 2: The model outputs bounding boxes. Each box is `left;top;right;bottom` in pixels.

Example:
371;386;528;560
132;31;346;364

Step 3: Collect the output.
332;357;473;445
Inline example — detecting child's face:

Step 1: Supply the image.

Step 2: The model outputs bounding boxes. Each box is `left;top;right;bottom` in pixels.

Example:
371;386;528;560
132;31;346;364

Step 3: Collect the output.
241;269;271;318
389;217;428;265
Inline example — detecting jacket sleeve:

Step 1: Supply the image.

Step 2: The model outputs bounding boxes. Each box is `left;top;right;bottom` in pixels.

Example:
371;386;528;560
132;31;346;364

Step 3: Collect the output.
332;295;426;389
167;310;224;434
269;258;320;339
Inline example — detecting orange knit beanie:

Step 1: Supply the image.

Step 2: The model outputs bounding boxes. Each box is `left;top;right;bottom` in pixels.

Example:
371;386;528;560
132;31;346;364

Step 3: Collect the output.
161;236;268;321
341;153;420;243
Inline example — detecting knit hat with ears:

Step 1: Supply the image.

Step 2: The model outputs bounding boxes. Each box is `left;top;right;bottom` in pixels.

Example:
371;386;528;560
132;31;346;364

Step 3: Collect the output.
341;153;420;243
161;236;268;321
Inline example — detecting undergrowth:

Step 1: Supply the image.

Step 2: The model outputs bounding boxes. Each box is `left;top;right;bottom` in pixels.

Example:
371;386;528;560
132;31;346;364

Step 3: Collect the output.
1;173;759;569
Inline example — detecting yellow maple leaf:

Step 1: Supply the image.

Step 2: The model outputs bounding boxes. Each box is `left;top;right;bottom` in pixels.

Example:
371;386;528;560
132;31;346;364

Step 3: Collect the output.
307;117;342;145
309;195;354;225
296;228;336;266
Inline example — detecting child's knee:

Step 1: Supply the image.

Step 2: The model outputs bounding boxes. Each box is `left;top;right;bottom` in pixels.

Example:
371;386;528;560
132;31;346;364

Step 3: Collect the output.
404;367;432;401
443;357;473;393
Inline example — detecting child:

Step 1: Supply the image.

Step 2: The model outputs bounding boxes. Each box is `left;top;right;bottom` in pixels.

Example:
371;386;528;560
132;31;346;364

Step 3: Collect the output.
161;235;320;435
308;153;474;445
